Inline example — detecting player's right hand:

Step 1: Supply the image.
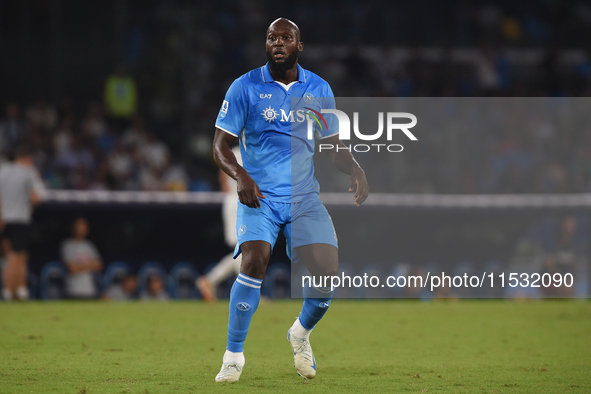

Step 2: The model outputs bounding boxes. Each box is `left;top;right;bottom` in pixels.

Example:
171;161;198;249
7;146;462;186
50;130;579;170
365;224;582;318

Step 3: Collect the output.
237;174;266;208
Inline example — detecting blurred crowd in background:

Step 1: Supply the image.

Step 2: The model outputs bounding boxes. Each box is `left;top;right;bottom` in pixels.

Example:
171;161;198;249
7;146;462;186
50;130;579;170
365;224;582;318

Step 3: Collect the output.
0;97;190;192
2;0;591;193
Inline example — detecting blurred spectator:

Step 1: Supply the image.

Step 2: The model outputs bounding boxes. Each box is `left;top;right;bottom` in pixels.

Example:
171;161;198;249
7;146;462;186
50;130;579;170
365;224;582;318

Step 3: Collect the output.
162;161;189;191
121;117;148;148
5;2;591;195
0;146;46;301
197;146;242;302
106;143;135;189
140;273;170;301
26;99;58;131
103;274;138;301
53;113;75;156
62;217;103;299
83;104;109;139
0;103;25;160
139;132;169;171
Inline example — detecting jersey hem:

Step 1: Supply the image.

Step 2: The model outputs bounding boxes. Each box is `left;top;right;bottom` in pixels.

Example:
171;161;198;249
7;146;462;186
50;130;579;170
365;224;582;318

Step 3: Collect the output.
215;125;239;137
318;131;340;140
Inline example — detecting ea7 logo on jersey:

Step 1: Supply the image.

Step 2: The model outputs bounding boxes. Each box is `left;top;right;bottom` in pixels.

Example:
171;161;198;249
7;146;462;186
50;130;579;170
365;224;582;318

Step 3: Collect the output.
260;93;272;99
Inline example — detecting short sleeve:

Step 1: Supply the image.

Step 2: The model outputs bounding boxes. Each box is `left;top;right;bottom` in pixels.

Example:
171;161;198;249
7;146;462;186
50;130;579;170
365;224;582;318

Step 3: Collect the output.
317;83;339;140
215;79;248;137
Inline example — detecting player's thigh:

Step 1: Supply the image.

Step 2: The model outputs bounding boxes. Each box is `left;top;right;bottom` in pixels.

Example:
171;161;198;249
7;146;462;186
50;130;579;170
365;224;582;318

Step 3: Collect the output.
240;240;272;278
294;243;338;277
285;198;338;253
235;200;282;277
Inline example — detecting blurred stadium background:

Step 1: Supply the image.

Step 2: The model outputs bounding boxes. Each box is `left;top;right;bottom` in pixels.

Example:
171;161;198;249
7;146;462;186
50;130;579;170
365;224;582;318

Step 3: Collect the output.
1;0;591;299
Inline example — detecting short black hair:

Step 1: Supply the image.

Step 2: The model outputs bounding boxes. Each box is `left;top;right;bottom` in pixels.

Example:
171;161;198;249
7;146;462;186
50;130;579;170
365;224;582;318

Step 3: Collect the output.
267;18;301;42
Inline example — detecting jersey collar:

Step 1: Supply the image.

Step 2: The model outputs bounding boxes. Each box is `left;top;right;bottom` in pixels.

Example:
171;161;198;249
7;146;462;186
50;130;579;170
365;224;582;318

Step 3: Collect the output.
261;63;306;84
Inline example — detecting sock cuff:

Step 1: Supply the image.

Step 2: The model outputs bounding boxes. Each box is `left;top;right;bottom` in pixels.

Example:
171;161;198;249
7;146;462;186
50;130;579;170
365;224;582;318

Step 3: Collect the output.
312;286;333;294
237;273;262;289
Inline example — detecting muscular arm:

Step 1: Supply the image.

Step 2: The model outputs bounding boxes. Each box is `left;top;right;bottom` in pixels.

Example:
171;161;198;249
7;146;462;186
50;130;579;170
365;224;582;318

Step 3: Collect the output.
213;128;265;208
322;134;369;206
218;169;230;194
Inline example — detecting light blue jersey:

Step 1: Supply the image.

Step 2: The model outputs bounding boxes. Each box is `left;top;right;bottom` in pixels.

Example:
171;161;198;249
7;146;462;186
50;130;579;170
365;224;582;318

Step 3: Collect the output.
215;63;338;202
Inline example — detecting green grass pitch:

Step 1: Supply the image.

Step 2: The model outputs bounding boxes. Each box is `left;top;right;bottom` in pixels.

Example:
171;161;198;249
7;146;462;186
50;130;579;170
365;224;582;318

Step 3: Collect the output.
1;300;590;393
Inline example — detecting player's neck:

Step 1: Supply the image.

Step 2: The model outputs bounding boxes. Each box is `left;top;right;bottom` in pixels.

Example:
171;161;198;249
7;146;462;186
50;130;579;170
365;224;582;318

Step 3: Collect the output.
270;65;298;85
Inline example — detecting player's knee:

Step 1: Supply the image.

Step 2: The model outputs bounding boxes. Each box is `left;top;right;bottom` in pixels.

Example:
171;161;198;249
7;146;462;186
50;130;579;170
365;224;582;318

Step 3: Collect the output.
302;246;338;277
319;259;338;277
240;254;269;279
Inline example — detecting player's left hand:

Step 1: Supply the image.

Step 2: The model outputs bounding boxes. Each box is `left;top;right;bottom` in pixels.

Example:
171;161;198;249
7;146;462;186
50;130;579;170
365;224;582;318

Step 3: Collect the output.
348;167;368;206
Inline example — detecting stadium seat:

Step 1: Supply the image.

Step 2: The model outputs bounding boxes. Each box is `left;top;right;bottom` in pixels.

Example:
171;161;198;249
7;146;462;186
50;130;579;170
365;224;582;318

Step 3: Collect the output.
27;269;39;300
168;262;199;299
137;261;168;294
102;261;132;290
39;261;68;300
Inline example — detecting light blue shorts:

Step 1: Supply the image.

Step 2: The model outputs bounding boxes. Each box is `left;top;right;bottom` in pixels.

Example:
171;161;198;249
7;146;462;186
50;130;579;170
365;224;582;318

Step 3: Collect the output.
233;195;338;261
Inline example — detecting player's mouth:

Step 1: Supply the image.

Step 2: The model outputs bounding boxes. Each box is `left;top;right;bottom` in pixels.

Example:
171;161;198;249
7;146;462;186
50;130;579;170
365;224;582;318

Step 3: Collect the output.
273;51;286;59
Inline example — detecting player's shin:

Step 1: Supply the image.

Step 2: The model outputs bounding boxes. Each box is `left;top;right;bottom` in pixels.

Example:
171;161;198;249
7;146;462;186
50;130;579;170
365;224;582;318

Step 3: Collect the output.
226;273;262;353
294;280;335;337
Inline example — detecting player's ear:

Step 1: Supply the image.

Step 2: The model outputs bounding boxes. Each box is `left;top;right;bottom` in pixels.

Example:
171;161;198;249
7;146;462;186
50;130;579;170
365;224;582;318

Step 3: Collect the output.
298;41;304;52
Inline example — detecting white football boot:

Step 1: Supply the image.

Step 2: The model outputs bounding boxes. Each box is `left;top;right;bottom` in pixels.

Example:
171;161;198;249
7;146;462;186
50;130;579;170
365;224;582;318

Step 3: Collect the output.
287;328;316;379
215;361;244;382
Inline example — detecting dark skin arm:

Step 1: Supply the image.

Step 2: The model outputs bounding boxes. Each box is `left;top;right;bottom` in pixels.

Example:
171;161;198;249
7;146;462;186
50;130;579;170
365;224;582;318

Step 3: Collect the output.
321;134;369;206
213;129;266;208
213;129;368;207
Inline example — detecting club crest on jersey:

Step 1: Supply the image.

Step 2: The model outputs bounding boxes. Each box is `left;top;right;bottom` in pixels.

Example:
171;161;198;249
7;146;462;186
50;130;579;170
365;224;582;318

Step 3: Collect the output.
261;106;278;123
303;92;315;104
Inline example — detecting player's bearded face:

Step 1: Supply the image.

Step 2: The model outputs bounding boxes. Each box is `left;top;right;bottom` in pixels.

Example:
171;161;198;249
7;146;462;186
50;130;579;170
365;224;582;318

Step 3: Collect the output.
266;47;299;74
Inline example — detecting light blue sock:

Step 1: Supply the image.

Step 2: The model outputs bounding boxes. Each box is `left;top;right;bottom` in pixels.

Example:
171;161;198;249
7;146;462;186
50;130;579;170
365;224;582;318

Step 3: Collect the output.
227;273;262;352
299;281;335;330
